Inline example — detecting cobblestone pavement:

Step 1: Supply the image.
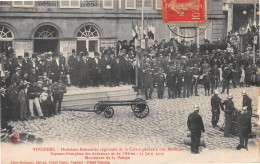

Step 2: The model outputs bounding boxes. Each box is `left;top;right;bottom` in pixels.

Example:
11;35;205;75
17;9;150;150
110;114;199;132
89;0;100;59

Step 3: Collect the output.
8;86;259;150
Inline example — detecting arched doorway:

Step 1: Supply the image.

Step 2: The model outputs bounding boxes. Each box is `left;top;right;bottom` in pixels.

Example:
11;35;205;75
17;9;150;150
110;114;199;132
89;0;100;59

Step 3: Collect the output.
0;25;14;54
76;25;100;57
34;25;59;54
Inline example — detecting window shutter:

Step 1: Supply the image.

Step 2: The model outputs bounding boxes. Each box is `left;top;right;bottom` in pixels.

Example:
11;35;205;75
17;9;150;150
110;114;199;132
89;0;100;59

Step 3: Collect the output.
125;0;136;9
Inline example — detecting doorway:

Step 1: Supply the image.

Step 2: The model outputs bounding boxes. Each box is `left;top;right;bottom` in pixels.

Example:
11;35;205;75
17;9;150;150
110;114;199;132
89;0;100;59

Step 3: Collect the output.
34;39;58;54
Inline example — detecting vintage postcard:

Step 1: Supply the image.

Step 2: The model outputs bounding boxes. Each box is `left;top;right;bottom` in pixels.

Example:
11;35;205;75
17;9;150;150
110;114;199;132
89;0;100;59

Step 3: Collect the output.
0;0;259;163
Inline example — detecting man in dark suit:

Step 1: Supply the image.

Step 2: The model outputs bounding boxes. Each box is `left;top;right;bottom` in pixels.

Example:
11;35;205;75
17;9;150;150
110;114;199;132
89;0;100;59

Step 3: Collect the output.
51;53;63;82
11;67;22;85
68;49;77;85
187;104;205;154
222;94;236;137
242;90;252;133
78;53;89;88
111;56;121;86
101;50;112;87
92;52;102;87
237;106;251;150
22;52;31;75
211;90;222;128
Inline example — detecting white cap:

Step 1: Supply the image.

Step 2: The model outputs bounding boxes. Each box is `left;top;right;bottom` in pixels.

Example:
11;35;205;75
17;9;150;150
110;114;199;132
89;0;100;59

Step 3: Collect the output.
214;89;219;95
242;90;247;95
194;104;200;111
228;94;233;99
242;106;247;111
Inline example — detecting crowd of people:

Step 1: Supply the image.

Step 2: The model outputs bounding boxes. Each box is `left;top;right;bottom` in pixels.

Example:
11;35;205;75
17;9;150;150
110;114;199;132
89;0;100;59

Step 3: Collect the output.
0;36;259;122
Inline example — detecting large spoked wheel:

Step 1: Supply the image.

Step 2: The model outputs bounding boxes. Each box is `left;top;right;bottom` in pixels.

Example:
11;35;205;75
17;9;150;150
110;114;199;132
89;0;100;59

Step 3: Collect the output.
94;103;104;114
131;98;145;110
104;107;114;118
133;103;149;118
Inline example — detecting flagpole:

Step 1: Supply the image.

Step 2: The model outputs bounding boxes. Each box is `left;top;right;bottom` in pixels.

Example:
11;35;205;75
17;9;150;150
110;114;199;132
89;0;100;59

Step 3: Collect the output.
141;0;144;40
253;0;256;64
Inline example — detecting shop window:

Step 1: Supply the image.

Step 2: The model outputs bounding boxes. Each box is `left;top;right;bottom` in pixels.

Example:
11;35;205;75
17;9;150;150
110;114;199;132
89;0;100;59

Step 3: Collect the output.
35;1;58;8
125;0;136;9
103;0;113;9
80;0;100;8
12;1;34;7
60;0;80;8
136;0;153;9
155;0;162;10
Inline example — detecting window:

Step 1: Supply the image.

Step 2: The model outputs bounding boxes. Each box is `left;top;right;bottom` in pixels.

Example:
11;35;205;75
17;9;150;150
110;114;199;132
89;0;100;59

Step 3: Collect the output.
77;25;99;38
0;1;11;7
35;1;58;8
60;0;80;8
0;25;14;40
80;0;100;8
125;0;136;9
34;25;59;39
170;27;180;42
155;0;162;9
12;1;34;7
136;0;153;9
103;0;113;9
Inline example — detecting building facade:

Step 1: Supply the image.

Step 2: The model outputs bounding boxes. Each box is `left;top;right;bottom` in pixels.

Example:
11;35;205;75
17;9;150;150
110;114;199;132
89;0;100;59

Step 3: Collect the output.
0;0;225;59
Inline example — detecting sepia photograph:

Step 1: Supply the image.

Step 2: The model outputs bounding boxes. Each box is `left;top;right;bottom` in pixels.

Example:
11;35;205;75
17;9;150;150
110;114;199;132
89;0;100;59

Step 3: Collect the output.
0;0;259;163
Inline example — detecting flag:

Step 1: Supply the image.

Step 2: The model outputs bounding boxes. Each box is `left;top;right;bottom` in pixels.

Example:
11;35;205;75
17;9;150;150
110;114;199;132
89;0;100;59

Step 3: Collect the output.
135;24;140;39
132;21;138;39
148;24;155;40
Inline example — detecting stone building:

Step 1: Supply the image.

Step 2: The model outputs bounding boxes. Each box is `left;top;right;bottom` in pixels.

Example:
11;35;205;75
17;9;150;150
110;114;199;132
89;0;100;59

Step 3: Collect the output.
0;0;226;58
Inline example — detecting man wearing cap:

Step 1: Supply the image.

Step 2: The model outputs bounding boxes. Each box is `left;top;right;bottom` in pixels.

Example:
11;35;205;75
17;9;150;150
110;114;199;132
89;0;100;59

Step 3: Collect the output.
187;104;205;154
237;106;251;150
166;66;174;99
27;82;45;119
154;67;166;99
191;64;200;96
222;94;236;137
51;79;67;114
143;64;154;100
211;90;223;128
242;90;252;133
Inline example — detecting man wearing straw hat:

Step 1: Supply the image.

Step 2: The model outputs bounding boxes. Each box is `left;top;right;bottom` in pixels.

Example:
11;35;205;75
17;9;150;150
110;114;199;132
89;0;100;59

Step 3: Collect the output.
187;104;205;154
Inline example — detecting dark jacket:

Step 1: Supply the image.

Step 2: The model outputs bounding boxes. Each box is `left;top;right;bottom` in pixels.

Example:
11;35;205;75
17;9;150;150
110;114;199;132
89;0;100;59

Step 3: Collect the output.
211;94;222;110
237;113;251;136
243;95;252;114
187;112;205;137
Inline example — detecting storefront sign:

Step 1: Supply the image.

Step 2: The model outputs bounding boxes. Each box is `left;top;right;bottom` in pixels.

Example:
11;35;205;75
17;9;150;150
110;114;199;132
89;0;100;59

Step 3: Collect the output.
100;39;117;49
